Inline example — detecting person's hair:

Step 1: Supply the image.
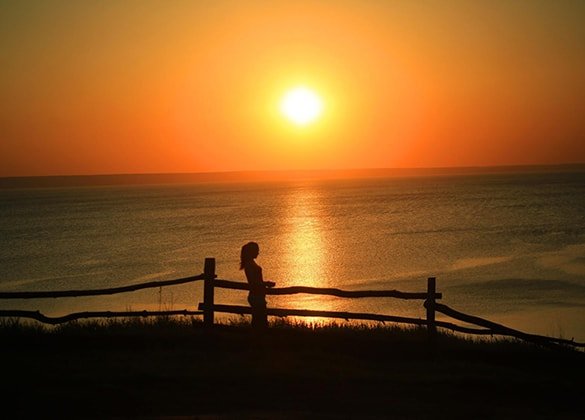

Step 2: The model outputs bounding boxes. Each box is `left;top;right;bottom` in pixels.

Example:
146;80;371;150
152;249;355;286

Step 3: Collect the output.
240;241;259;270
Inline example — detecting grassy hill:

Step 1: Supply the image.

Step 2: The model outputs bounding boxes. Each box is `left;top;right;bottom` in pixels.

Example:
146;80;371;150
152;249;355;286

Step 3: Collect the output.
1;317;583;419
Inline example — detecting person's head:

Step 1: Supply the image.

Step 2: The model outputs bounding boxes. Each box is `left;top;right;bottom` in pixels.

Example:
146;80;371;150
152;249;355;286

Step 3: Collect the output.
240;241;259;270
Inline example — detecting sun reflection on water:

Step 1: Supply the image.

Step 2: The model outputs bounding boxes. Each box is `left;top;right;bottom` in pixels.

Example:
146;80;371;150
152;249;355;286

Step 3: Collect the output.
276;185;335;315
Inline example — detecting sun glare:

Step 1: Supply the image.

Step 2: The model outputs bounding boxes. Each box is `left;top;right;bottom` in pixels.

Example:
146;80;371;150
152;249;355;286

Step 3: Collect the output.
280;87;323;126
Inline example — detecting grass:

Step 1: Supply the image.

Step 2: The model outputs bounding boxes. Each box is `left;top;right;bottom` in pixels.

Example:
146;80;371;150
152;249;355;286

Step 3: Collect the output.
1;316;583;419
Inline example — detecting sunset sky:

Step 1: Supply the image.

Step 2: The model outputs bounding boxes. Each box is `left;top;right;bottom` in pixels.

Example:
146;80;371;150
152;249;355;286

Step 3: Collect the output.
1;1;585;177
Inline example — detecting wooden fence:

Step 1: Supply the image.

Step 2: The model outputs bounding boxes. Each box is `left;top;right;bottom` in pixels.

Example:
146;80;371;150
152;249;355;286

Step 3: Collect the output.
0;257;583;350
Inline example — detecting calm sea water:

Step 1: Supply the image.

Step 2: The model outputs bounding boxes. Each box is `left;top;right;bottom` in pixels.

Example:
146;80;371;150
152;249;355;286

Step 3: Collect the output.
1;171;585;340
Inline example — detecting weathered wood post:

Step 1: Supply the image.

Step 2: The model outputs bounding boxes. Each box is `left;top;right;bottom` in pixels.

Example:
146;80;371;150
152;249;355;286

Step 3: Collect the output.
203;257;216;327
425;277;437;344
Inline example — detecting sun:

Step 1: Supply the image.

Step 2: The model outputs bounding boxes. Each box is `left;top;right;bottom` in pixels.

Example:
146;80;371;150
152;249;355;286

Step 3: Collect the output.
280;86;323;126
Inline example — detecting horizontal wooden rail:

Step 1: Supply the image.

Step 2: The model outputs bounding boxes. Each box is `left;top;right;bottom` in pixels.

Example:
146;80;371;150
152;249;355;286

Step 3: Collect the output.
0;274;205;299
0;309;203;325
434;320;495;336
204;303;428;325
204;303;494;335
434;302;585;348
213;279;442;300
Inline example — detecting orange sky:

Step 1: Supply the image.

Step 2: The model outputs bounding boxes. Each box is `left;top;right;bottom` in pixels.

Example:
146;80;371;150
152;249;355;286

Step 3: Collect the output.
1;1;585;177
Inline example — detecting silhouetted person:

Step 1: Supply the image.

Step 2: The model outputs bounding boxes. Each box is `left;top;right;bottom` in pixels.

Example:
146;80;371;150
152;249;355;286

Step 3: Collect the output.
240;242;275;329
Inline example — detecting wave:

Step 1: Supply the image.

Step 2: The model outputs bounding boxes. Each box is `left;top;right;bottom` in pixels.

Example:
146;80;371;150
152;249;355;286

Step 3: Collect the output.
450;256;513;271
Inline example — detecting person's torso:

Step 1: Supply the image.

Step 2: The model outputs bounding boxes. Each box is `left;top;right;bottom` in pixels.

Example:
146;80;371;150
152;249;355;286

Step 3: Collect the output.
244;264;265;295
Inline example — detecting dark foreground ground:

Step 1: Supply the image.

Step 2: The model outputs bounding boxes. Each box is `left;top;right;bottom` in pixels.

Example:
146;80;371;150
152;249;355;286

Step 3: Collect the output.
1;318;583;419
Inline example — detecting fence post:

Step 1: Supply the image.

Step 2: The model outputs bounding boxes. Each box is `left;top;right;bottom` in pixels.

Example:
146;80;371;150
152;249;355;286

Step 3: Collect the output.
426;277;437;344
203;257;216;327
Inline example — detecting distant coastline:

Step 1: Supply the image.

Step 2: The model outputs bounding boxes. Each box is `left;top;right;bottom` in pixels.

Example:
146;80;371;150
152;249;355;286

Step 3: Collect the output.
1;163;584;190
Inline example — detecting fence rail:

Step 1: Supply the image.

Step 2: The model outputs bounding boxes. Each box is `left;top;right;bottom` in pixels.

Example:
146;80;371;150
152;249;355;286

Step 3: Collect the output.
433;303;583;348
0;257;583;349
214;279;441;300
0;274;205;299
0;309;203;325
200;303;493;335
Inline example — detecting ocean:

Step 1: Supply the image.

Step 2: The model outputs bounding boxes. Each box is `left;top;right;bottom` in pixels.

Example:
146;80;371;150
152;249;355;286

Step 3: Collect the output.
1;169;584;341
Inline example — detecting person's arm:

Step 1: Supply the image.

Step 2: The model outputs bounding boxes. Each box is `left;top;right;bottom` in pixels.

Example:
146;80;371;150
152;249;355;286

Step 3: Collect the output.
258;266;276;287
258;266;275;288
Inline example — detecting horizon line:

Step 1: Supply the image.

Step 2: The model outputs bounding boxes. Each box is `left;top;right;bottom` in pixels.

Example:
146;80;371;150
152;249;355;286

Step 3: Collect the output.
1;162;584;189
3;161;585;180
